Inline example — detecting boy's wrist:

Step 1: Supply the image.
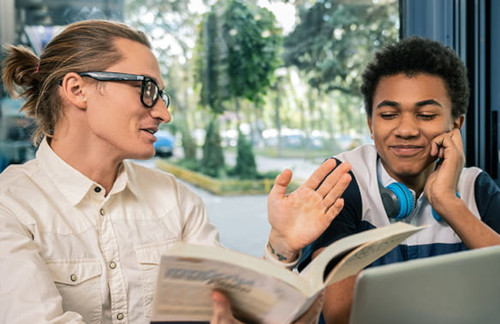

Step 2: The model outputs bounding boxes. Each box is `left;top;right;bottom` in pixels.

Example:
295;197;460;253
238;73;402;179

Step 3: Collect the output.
264;241;302;269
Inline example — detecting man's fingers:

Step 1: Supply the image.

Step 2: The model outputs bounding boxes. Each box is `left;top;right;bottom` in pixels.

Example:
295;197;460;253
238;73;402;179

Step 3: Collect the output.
210;291;239;324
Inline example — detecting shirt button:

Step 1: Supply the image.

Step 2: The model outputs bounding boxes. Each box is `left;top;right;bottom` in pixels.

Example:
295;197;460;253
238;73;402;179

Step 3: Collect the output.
117;313;124;320
109;261;117;269
99;208;105;216
94;187;101;193
70;274;77;282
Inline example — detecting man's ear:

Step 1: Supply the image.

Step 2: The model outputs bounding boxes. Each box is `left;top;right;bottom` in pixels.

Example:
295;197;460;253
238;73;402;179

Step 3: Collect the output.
453;114;465;129
59;72;88;109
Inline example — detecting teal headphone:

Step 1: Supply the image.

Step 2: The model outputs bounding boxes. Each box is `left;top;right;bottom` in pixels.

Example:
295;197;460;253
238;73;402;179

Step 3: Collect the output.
378;181;415;220
378;180;456;221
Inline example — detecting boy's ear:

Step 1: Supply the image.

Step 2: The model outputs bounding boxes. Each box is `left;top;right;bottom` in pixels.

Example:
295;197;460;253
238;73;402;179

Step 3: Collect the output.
367;118;374;139
453;114;465;129
59;72;88;109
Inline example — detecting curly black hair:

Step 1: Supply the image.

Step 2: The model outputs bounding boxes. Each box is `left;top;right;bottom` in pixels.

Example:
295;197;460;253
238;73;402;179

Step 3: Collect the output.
360;36;470;119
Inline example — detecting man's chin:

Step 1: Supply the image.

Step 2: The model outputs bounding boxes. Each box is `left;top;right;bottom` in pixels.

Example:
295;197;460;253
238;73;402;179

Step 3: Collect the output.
129;150;155;161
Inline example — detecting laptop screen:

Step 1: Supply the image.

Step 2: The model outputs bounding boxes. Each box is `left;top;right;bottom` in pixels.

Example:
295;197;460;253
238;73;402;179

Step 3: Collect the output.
349;245;500;324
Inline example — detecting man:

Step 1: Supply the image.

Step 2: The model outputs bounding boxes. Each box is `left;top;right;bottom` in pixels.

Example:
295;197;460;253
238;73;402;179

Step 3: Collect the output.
0;20;351;323
299;36;500;323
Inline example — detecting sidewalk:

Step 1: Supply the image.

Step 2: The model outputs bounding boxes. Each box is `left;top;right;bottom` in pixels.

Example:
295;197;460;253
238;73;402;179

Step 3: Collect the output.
224;151;324;183
183;153;327;256
135;153;326;256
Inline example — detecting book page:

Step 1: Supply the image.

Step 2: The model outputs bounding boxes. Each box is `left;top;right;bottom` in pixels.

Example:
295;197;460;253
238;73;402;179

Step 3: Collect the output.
300;222;425;289
323;230;419;285
151;252;313;323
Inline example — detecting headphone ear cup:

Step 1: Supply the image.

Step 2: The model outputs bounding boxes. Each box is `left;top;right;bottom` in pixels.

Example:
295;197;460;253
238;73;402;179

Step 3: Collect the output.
379;184;400;219
387;182;414;219
380;182;415;220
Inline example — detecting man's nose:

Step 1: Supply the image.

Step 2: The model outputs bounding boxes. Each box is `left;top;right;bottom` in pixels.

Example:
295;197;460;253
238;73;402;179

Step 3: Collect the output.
150;100;171;124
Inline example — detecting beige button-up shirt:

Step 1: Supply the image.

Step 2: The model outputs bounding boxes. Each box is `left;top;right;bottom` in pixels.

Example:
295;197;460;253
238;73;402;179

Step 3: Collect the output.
0;139;220;323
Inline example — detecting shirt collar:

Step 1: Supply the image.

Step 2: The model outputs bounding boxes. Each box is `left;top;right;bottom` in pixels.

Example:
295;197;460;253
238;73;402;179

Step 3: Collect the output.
111;161;141;198
36;138;136;205
377;157;394;187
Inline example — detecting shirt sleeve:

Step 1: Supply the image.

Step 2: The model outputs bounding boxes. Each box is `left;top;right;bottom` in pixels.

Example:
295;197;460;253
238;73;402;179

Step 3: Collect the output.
0;205;85;324
475;171;500;233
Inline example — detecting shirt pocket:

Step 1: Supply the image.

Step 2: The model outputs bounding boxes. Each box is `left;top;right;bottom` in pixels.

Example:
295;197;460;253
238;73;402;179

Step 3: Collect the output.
135;239;180;317
47;260;102;324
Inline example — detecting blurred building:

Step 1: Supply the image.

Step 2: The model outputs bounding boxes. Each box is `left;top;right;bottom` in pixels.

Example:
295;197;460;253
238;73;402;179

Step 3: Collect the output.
0;0;124;170
1;0;124;52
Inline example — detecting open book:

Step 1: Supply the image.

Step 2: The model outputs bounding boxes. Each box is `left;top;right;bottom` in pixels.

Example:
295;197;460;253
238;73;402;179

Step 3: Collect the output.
150;222;424;323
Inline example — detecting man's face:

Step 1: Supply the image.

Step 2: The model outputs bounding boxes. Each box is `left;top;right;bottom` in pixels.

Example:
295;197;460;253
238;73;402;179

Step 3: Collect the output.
84;38;171;161
368;73;463;182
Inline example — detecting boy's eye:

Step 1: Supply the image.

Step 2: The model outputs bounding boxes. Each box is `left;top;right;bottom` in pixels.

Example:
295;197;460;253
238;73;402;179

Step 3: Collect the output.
380;113;397;119
418;114;437;120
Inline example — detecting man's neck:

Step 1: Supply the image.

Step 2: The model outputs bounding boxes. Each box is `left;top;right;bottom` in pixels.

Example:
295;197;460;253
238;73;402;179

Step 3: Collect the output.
48;135;121;195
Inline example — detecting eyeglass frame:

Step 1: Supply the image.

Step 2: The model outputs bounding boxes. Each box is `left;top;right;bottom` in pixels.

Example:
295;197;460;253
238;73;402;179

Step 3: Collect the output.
76;71;170;109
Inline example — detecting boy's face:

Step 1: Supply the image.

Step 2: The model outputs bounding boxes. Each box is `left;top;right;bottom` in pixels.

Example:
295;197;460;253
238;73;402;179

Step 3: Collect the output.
368;73;464;183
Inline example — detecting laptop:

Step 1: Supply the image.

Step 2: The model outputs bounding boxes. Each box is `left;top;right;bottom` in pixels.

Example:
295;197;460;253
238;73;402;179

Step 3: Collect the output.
349;245;500;324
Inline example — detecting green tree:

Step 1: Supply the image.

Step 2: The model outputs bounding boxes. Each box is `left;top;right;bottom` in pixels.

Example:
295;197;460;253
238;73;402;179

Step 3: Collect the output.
222;0;282;104
283;1;398;94
194;9;228;177
125;0;203;160
278;0;397;153
221;0;282;178
232;129;258;179
194;0;282;179
200;116;225;177
194;10;229;114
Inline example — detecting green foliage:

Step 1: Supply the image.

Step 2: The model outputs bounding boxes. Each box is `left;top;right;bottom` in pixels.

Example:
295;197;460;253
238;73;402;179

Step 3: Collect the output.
221;0;282;178
283;1;399;94
125;0;202;162
193;0;284;180
126;0;400;181
200;117;226;177
194;0;283;109
194;11;229;114
232;130;258;179
222;0;283;104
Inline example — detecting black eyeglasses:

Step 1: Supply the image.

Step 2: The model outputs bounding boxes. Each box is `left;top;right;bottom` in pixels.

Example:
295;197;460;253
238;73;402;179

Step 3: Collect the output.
78;71;170;109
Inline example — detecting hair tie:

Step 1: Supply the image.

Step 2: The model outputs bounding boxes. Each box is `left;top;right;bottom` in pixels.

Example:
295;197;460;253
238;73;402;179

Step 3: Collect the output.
35;62;40;74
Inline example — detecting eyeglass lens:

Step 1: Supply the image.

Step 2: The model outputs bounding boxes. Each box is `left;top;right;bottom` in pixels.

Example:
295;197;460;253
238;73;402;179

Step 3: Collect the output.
142;80;157;107
142;79;169;108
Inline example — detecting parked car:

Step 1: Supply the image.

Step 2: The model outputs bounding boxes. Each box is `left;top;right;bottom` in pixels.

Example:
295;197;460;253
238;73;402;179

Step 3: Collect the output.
154;130;175;158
